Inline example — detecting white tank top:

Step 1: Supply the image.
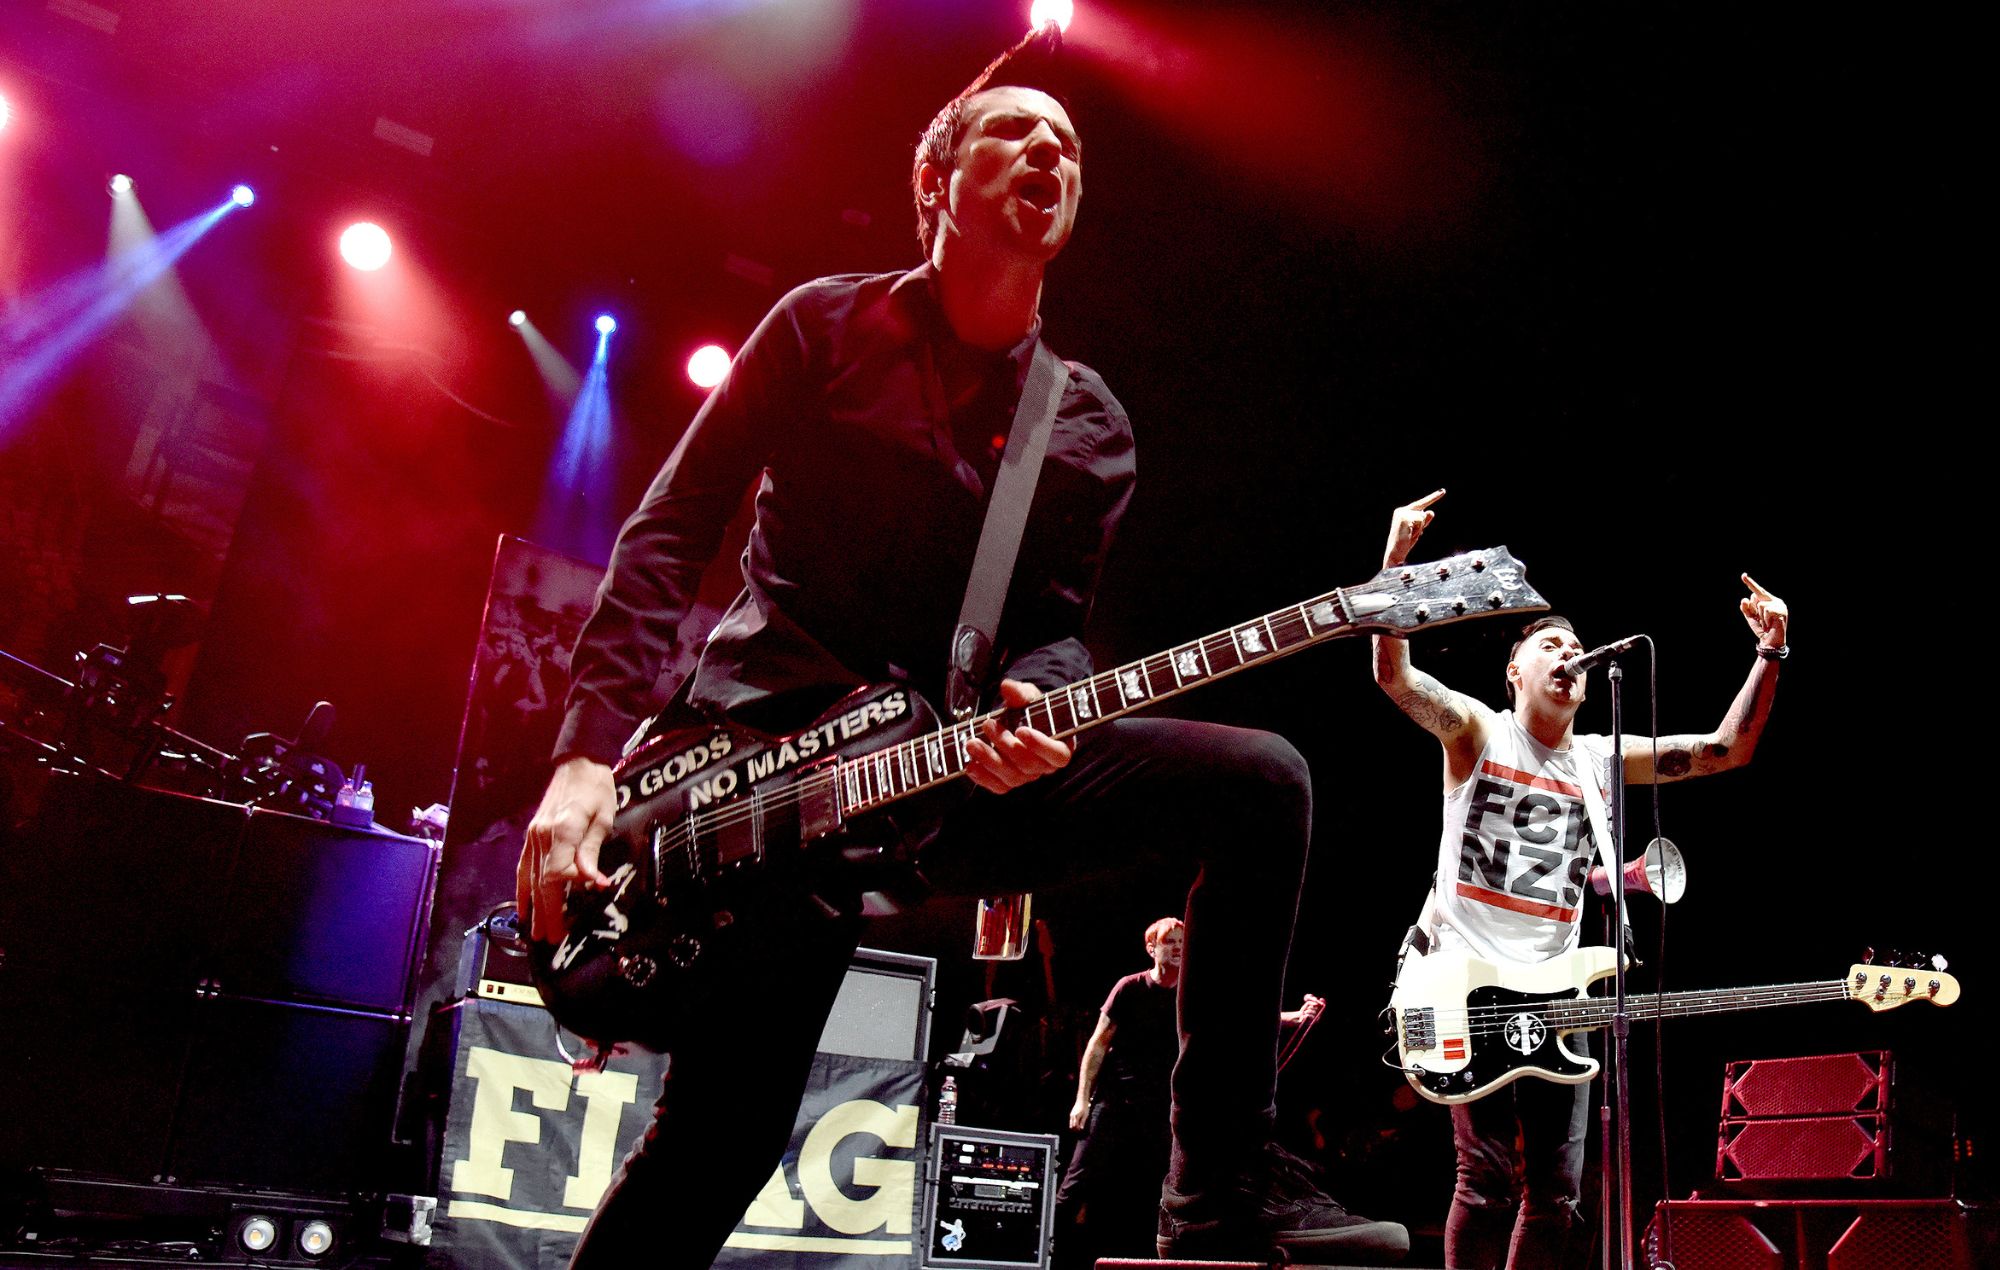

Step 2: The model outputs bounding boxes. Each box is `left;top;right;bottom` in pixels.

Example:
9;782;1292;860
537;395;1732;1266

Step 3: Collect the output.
1421;711;1614;963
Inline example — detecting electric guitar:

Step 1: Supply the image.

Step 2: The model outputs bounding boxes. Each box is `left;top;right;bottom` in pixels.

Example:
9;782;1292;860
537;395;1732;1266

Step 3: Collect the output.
531;546;1547;1048
1389;946;1961;1105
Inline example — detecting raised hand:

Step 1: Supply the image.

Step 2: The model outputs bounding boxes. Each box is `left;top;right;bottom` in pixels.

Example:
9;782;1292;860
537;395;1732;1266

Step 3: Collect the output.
1384;489;1445;568
1739;573;1789;650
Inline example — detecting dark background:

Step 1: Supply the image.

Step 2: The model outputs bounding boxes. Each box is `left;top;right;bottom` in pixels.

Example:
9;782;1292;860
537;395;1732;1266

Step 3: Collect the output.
2;0;1980;1245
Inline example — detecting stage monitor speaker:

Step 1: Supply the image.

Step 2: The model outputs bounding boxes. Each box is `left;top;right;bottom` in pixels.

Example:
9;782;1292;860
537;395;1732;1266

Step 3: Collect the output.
1724;1050;1889;1119
205;809;439;1014
1647;1199;1987;1270
815;947;936;1061
1720;1114;1886;1182
165;995;408;1195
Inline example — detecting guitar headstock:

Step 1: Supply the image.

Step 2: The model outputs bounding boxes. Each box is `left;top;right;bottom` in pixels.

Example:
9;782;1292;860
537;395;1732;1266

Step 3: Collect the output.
1344;546;1549;635
1843;957;1960;1011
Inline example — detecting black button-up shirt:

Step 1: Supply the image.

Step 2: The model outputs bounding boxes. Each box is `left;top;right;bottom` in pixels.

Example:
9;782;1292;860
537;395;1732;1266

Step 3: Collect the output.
555;265;1136;764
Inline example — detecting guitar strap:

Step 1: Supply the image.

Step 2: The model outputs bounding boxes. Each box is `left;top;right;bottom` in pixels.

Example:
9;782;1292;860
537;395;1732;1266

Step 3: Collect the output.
1571;735;1632;936
946;339;1068;721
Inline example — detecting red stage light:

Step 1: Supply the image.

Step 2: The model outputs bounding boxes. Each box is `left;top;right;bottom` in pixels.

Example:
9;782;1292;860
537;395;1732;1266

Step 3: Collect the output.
1030;0;1073;34
339;222;392;271
686;344;731;389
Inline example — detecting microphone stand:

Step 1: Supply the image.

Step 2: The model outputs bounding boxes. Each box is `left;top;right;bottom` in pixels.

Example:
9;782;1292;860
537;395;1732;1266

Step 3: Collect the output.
1600;659;1636;1270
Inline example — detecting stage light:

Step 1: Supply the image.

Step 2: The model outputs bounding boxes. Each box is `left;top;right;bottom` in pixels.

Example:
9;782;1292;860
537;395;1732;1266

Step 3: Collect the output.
1;93;12;132
687;343;731;389
230;184;255;207
297;1219;336;1257
339;221;392;271
108;173;133;196
238;1216;277;1253
1030;0;1073;33
508;309;527;328
595;314;617;335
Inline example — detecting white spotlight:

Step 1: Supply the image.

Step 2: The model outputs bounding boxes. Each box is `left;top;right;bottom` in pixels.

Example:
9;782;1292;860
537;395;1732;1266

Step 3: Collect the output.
108;173;133;196
686;344;731;389
230;184;256;207
296;1219;336;1258
1029;0;1073;33
595;314;617;335
508;310;527;328
238;1217;277;1253
339;221;393;271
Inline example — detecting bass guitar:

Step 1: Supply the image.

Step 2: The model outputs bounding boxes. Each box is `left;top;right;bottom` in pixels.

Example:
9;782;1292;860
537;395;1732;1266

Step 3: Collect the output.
533;546;1547;1048
1389;946;1960;1105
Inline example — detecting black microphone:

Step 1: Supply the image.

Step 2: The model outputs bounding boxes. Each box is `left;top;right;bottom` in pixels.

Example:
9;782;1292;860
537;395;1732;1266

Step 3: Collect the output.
1551;635;1643;680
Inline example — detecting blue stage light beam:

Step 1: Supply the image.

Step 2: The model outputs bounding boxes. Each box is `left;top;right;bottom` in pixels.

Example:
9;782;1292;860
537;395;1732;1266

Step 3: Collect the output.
2;192;244;434
533;322;619;561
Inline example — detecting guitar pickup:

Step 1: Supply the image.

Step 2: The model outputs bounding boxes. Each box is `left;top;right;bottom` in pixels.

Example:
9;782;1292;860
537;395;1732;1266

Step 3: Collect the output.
798;758;844;842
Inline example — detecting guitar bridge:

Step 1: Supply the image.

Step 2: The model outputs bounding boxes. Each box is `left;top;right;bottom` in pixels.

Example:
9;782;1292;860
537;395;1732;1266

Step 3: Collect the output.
1402;1006;1437;1050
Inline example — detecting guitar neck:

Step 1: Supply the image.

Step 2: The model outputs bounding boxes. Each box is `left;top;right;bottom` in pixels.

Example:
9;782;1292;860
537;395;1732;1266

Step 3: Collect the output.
1547;980;1851;1031
834;588;1371;817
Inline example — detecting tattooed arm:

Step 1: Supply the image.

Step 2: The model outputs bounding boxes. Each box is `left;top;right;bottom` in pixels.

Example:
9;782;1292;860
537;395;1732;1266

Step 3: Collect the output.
1626;573;1788;784
1373;491;1490;787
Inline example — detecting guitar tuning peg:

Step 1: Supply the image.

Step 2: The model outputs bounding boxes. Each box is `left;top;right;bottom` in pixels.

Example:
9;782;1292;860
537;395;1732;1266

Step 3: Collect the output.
1862;946;1876;965
1931;953;1950;972
1886;948;1905;968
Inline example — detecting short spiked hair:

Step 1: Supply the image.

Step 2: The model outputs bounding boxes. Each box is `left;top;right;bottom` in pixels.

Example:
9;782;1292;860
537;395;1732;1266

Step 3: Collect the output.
913;25;1074;255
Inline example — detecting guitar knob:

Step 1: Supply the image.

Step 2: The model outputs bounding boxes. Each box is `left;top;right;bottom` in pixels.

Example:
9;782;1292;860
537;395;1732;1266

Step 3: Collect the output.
667;934;703;969
617;955;659;988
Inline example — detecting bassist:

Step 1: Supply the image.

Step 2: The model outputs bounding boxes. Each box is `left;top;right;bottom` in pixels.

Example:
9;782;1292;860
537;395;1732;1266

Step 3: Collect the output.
1370;489;1790;1270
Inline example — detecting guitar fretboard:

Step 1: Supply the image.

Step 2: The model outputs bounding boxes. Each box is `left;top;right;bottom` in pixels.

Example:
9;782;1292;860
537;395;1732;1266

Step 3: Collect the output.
1544;980;1854;1030
832;589;1359;815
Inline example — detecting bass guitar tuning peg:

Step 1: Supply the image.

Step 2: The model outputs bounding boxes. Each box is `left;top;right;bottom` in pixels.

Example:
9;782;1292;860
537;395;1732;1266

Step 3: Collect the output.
1861;946;1876;965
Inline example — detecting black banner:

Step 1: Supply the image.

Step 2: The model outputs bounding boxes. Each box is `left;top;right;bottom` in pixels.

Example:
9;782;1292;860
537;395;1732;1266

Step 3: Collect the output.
433;998;924;1269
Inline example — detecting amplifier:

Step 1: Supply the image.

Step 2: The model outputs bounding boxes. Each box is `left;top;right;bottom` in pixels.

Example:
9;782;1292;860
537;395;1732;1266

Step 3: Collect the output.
921;1125;1059;1270
1646;1198;1994;1270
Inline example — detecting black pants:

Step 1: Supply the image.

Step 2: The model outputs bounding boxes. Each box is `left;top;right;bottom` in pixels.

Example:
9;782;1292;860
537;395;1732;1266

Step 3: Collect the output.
1053;1095;1172;1266
569;716;1313;1268
1444;1037;1592;1270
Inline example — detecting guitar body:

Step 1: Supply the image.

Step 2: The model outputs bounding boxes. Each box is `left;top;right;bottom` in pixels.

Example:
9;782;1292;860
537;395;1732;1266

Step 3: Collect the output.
528;682;940;1049
1391;946;1618;1105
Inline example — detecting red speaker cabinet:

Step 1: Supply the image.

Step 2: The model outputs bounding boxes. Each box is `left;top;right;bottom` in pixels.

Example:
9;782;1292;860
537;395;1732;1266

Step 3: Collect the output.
1647;1198;1993;1270
1718;1052;1893;1186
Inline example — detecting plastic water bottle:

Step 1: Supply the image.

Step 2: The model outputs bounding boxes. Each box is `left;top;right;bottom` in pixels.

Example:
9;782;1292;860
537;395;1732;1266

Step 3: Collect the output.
355;780;376;822
938;1076;958;1126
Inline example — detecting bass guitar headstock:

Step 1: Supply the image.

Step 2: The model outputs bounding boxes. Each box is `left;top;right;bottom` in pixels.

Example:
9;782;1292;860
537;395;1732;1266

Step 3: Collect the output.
1844;951;1959;1011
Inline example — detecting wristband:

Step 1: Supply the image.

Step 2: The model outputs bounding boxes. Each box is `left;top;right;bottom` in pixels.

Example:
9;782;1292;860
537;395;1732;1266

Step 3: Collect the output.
1756;643;1788;662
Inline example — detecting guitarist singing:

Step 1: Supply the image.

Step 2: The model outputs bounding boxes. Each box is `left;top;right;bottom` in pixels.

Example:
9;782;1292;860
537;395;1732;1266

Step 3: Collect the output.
515;29;1405;1269
1371;490;1790;1270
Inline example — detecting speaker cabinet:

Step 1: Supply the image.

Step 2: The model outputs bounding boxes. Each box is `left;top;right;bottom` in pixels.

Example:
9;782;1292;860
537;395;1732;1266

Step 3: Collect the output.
1647;1199;1990;1270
